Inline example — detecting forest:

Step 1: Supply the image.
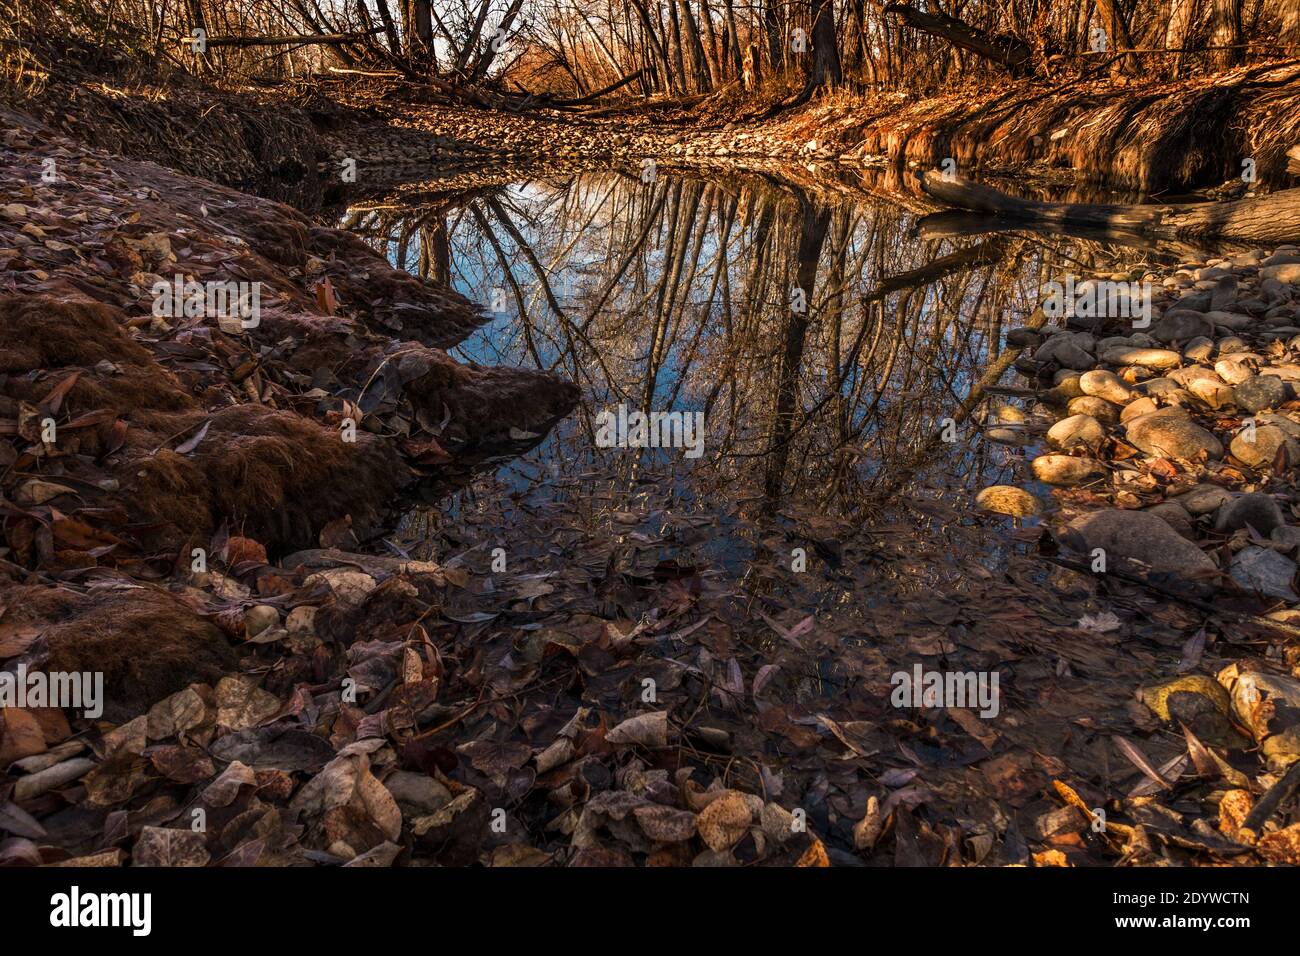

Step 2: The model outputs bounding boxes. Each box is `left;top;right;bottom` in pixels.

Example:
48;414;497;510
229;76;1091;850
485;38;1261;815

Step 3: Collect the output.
1;0;1300;895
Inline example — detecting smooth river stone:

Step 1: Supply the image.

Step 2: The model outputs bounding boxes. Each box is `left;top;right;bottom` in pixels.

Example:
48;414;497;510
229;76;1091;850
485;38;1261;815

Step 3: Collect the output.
1031;454;1107;486
1047;414;1105;449
1261;263;1300;283
1214;492;1286;535
1100;346;1182;369
1124;407;1223;460
1214;358;1253;385
1065;508;1216;576
1078;369;1133;404
1233;374;1289;413
1230;424;1300;468
1067;395;1119;425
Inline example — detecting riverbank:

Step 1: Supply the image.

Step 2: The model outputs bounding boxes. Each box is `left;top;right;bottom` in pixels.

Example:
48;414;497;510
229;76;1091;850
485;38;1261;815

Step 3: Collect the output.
9;46;1299;210
4;60;1300;868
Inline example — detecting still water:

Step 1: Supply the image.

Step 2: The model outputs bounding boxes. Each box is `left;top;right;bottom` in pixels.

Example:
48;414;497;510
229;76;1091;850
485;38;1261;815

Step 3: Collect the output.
340;165;1223;572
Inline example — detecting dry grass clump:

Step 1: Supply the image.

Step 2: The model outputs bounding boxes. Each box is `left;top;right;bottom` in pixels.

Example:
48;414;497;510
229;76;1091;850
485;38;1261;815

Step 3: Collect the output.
0;583;237;721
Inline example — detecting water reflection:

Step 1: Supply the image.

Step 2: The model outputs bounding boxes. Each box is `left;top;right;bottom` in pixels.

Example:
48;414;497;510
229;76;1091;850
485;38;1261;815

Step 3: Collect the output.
341;167;1211;522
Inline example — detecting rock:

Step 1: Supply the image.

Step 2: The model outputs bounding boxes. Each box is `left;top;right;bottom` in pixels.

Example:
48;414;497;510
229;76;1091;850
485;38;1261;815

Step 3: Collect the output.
1099;346;1182;369
1120;396;1157;423
1153;309;1212;343
1204;310;1253;331
1135;377;1180;398
1210;276;1238;311
1214;357;1253;385
1036;337;1095;371
286;605;317;634
1186;376;1236;409
384;770;452;818
1174;290;1212;312
1031;454;1107;486
1217;336;1248;354
1078;369;1132;404
1174;483;1234;515
1124;407;1223;460
1183;337;1215;362
1047;414;1104;450
1230;424;1300;469
1137;674;1241;748
1262;263;1300;283
985;427;1026;445
974;485;1041;517
1145;501;1195;539
244;605;279;637
1232;374;1289;412
1067;395;1119;425
1065;509;1216;576
1006;327;1042;348
1270;525;1300;554
989;402;1027;424
1214;493;1286;535
1230;546;1299;601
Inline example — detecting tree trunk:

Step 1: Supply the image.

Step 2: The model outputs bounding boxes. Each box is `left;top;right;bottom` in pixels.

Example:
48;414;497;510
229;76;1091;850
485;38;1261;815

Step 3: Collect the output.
764;0;784;73
678;0;714;91
1212;0;1246;68
809;0;841;88
921;171;1300;242
883;2;1035;76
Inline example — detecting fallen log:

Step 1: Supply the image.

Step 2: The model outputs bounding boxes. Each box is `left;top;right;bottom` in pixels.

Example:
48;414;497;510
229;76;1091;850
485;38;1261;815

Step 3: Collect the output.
883;3;1035;76
180;28;385;49
921;171;1300;242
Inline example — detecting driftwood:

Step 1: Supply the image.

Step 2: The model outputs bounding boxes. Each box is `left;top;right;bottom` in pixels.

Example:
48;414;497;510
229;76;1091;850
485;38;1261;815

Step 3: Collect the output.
921;170;1300;242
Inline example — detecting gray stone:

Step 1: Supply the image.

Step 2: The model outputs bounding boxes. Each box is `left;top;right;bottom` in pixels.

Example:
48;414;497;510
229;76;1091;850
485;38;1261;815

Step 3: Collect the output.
1230;547;1299;602
1233;374;1289;413
1210;276;1238;311
384;770;452;818
1214;493;1286;535
1153;310;1212;343
1145;501;1195;540
1270;525;1300;554
1174;483;1234;515
1006;327;1042;348
1213;357;1253;385
1065;508;1216;576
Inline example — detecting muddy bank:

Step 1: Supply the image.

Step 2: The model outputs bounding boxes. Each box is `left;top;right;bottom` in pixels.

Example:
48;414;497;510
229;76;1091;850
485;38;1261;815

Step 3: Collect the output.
0;103;578;802
12;48;1299;208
